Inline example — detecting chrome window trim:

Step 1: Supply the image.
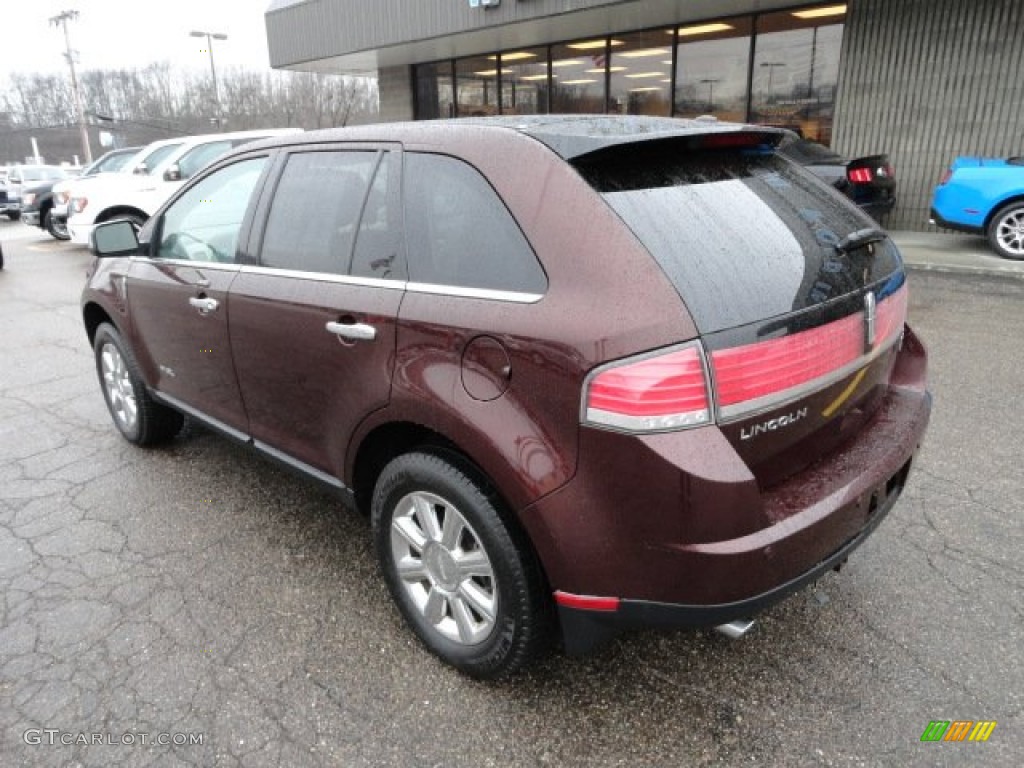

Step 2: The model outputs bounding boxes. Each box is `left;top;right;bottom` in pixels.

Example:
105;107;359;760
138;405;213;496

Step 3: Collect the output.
236;264;544;303
716;330;903;423
129;256;241;273
239;264;405;290
405;281;543;304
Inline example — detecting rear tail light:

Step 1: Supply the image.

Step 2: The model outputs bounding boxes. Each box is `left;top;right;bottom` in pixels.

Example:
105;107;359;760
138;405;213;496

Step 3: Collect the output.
712;313;864;410
71;197;87;214
712;284;907;419
848;167;873;183
582;285;908;432
583;343;711;432
939;168;953;185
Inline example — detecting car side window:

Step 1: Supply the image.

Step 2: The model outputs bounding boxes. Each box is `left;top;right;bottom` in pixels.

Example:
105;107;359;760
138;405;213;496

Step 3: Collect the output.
349;152;403;280
260;150;379;275
403;153;547;295
156;157;267;264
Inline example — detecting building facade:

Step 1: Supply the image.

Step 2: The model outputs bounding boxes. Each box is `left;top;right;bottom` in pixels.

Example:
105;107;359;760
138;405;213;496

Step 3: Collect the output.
266;0;1024;230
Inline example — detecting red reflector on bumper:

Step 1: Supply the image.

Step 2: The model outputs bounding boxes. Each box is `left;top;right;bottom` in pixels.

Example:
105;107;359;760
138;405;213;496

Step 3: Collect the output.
554;591;621;612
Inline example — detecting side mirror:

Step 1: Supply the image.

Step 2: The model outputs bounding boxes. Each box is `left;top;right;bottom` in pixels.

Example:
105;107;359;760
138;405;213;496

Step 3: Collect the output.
163;164;182;182
133;163;148;175
90;219;140;258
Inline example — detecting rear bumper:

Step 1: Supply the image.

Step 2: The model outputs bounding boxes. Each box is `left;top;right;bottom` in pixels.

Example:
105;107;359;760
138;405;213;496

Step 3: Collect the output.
929;207;982;235
859;196;896;218
556;450;916;653
522;328;931;654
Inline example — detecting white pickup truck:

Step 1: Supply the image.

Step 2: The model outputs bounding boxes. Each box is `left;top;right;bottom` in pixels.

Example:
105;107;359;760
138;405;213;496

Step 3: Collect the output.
67;128;300;245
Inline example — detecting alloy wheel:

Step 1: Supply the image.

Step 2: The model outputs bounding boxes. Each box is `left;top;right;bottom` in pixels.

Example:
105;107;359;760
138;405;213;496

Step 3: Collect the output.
995;208;1024;258
389;491;498;646
100;342;137;432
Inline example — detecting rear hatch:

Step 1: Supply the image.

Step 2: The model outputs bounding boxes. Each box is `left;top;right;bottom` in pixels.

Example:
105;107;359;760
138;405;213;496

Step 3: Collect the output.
574;132;908;490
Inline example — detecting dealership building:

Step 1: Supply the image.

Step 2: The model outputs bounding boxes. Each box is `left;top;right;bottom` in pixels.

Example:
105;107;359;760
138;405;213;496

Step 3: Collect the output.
265;0;1024;230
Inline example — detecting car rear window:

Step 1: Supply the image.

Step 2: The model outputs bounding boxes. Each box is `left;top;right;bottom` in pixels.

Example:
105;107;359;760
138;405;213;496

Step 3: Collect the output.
574;141;901;333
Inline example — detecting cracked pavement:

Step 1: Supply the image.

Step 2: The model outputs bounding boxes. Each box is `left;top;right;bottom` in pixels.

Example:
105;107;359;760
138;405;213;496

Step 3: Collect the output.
0;225;1021;767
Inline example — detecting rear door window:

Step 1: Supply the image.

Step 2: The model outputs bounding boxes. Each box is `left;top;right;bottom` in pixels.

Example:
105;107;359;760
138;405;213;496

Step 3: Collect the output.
260;150;384;276
403;153;547;296
350;152;403;280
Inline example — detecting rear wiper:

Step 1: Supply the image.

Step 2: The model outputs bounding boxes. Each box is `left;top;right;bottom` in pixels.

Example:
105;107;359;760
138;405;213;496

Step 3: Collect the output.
836;227;887;253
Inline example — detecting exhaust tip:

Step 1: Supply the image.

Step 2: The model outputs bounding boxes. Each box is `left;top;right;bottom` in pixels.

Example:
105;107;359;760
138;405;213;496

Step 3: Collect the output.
714;619;755;640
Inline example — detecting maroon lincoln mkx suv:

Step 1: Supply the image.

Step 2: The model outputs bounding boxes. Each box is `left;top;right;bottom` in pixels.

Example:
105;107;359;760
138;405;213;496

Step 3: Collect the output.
82;117;931;678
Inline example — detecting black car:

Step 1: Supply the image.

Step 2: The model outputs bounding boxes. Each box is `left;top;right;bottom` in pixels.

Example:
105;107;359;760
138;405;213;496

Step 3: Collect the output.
778;135;897;222
20;180;74;239
23;147;141;240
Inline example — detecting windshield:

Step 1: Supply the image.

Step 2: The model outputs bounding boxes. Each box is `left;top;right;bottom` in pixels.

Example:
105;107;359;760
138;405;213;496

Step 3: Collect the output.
136;143;184;174
20;167;67;182
88;150;139;175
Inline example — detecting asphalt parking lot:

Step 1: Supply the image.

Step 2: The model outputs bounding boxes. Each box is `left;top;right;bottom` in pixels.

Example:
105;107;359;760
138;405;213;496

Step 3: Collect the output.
1;222;1021;767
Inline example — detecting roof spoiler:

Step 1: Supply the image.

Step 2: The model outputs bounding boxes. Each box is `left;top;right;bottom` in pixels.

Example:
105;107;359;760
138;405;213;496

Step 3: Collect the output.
524;120;787;161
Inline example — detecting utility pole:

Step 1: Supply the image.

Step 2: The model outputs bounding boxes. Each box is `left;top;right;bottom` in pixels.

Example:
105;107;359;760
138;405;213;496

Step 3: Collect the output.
50;10;92;164
190;30;228;130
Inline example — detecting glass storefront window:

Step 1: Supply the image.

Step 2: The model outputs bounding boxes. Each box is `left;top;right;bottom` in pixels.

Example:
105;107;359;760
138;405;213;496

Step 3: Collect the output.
456;56;501;117
412;2;846;142
550;40;609;114
751;5;846;143
608;30;673;116
674;18;753;121
498;48;550;115
414;62;454;120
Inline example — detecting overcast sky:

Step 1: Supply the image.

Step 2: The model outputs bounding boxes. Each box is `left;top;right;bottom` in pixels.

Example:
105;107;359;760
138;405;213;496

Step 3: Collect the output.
7;1;275;77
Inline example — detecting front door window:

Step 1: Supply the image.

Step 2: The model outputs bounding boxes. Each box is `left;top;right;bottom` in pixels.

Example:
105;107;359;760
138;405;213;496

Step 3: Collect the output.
157;157;267;263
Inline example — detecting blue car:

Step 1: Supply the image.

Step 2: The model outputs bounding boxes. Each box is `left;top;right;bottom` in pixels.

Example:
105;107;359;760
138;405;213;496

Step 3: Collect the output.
931;156;1024;260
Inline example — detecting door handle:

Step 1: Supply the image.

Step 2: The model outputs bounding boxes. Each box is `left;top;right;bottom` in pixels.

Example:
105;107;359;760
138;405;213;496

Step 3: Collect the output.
189;296;219;314
326;320;377;342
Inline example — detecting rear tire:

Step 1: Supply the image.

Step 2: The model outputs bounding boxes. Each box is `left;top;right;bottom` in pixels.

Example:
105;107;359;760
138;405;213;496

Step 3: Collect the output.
93;323;183;445
371;451;550;679
987;202;1024;260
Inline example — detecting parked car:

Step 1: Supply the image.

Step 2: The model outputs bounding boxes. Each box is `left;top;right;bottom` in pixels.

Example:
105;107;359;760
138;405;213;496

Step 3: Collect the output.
930;156;1024;260
38;147;143;240
778;135;897;222
0;164;69;220
81;117;931;678
67;129;300;245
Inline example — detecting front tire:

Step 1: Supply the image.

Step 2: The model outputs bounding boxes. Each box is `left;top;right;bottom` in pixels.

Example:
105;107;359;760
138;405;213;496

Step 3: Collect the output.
5;211;20;221
44;209;70;240
987;202;1024;260
93;323;183;445
371;452;549;679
